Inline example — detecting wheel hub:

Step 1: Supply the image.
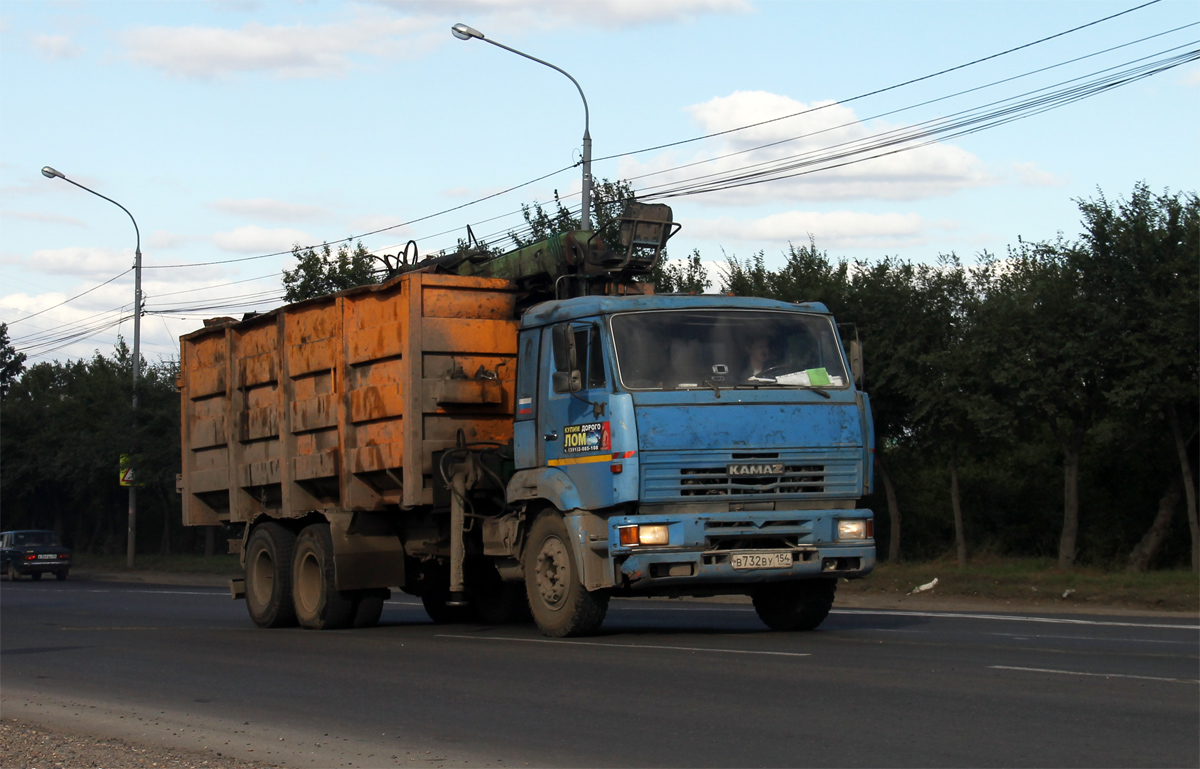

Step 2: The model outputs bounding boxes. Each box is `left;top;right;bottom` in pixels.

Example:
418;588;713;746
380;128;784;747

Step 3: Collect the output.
534;536;570;609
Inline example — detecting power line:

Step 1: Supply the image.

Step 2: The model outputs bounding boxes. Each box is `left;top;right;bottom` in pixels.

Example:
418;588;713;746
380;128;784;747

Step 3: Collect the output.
4;268;133;327
636;46;1197;201
594;0;1168;164
98;0;1176;275
141;164;577;271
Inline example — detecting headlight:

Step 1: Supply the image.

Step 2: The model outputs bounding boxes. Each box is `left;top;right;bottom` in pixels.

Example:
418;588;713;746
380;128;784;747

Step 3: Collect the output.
617;524;670;546
837;519;872;540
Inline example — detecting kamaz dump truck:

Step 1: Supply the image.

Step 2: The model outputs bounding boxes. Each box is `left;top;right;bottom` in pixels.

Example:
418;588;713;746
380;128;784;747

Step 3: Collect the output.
178;204;875;637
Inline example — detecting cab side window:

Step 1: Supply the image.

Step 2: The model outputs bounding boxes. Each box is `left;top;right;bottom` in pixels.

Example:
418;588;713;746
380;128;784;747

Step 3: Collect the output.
573;324;606;390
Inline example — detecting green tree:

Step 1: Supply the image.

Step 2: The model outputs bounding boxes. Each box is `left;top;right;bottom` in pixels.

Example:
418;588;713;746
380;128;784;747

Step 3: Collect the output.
972;237;1118;569
905;256;979;566
510;178;638;252
1;341;187;555
1073;184;1199;569
653;249;711;294
0;322;26;399
282;241;379;302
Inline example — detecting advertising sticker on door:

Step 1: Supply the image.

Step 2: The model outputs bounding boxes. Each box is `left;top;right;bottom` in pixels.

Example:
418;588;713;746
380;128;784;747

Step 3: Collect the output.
562;421;611;454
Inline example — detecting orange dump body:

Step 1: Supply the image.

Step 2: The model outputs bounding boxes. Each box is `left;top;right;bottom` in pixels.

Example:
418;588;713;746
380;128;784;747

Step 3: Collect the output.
179;272;520;526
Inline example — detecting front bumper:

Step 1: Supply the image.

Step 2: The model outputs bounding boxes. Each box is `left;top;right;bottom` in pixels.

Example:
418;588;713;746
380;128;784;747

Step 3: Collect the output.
608;508;874;589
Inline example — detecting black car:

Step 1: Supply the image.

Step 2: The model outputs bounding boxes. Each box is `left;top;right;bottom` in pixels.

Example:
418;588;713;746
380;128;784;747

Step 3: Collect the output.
1;530;72;581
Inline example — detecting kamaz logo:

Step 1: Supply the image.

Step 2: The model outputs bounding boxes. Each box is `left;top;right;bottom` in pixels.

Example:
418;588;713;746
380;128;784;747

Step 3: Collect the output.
727;463;784;476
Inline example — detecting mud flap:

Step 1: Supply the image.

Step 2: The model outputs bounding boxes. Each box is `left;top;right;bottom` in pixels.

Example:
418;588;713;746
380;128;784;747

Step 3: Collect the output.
328;511;407;591
564;511;614;590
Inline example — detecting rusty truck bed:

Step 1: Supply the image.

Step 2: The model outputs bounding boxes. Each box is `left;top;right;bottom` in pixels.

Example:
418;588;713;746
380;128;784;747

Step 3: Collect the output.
179;272;520;525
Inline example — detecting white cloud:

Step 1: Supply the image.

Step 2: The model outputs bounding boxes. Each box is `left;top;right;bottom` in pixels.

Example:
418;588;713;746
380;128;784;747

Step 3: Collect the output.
377;0;749;29
121;14;427;79
31;33;84;60
25;247;135;278
148;230;189;249
210;198;330;222
1181;65;1200;87
621;91;995;204
1011;161;1066;188
1;210;86;227
349;214;410;235
685;210;953;251
212;225;311;253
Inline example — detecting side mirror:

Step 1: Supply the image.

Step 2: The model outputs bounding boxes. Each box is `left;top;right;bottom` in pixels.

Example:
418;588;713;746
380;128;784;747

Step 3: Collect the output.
552;370;582;393
552;324;576;372
849;340;864;386
551;324;582;393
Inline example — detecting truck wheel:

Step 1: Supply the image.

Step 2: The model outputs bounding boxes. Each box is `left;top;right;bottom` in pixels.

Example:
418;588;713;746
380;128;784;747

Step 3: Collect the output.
524;512;608;637
351;589;387;629
56;569;69;581
292;523;355;630
245;523;298;628
752;579;837;631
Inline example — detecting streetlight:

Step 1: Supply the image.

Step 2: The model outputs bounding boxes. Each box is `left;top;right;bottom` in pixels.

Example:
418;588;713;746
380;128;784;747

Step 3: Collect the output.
41;166;143;568
450;23;593;231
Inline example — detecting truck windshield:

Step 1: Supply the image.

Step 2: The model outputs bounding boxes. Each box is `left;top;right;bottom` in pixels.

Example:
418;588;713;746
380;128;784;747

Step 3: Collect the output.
610;309;849;390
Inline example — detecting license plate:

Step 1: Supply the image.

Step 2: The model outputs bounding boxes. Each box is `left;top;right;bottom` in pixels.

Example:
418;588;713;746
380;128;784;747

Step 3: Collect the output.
36;554;56;560
731;551;794;570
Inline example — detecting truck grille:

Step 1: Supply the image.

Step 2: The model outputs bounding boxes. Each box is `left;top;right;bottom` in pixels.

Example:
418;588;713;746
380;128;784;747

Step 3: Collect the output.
681;465;825;495
641;451;860;501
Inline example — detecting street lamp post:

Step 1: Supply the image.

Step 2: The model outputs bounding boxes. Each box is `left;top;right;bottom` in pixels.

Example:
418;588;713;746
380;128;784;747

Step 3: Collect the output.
41;166;142;568
451;23;593;231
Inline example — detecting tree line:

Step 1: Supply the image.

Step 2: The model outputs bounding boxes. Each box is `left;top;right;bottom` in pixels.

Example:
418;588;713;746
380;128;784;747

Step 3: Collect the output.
716;184;1198;571
1;182;1194;571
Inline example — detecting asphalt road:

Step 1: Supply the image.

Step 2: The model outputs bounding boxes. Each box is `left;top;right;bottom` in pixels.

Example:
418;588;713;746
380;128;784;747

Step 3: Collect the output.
2;579;1197;768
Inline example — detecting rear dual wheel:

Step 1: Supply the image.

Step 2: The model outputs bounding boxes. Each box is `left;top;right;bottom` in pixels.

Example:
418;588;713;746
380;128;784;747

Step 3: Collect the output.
245;521;386;630
245;523;298;628
292;524;388;630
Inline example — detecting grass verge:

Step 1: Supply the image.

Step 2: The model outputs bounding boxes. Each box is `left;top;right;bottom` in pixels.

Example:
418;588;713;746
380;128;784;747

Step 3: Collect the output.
842;554;1198;613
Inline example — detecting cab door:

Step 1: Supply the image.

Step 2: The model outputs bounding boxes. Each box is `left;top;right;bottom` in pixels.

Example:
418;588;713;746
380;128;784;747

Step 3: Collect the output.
537;321;614;509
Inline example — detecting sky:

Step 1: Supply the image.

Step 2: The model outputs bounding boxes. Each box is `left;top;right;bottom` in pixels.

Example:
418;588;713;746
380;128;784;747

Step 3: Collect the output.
2;0;1197;365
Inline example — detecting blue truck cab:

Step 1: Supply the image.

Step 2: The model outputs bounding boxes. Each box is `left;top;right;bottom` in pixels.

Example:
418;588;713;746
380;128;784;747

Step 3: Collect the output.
505;292;876;634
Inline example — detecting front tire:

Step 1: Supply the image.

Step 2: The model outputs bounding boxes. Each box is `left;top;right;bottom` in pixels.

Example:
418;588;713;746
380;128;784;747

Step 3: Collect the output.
524;512;607;637
292;523;355;630
245;523;298;628
752;579;837;631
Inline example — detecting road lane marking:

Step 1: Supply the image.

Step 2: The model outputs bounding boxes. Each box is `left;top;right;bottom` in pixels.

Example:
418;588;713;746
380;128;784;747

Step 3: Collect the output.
832;609;1199;631
435;633;811;657
986;632;1198;645
75;590;1197;632
609;604;1198;631
989;665;1199;684
85;589;221;596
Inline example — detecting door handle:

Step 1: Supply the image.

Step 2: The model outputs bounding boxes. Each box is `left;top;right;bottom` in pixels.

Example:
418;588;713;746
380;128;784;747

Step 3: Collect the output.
544;431;558;441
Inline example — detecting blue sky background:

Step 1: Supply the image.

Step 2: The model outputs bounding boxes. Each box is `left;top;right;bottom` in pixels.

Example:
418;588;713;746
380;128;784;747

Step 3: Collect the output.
2;0;1196;364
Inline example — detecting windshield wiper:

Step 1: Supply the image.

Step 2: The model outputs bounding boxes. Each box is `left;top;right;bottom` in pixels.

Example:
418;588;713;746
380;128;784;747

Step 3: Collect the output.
701;377;722;399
